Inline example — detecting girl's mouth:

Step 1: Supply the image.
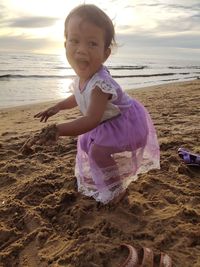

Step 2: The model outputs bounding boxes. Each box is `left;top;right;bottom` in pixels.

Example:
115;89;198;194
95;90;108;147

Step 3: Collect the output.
76;59;89;70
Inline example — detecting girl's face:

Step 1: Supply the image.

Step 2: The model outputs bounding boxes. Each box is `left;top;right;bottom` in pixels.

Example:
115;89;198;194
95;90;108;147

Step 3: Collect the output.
65;16;110;84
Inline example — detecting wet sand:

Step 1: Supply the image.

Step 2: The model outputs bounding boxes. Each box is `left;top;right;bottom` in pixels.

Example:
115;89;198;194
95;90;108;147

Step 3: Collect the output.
0;80;200;267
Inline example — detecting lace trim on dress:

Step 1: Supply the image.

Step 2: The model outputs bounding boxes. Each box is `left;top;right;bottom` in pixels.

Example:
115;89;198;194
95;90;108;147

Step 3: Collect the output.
75;149;160;204
93;78;118;101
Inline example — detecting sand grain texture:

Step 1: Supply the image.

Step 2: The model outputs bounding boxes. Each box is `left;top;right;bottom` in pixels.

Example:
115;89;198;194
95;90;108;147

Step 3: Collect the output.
0;80;200;267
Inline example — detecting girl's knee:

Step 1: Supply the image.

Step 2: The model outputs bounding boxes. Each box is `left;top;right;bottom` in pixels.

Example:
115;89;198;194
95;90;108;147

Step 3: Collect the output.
89;144;107;160
89;144;119;169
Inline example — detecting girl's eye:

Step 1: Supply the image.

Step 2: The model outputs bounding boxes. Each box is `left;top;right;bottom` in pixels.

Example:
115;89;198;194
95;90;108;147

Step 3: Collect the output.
88;41;98;47
68;39;78;45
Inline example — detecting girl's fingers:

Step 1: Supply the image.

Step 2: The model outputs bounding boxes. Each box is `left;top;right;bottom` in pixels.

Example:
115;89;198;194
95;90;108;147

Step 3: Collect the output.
44;116;49;122
34;111;48;118
34;112;46;118
34;108;56;120
40;115;50;122
40;114;48;122
34;112;41;118
40;115;45;122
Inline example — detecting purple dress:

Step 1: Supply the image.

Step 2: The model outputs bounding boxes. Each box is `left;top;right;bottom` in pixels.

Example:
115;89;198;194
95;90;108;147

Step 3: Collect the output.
71;66;160;204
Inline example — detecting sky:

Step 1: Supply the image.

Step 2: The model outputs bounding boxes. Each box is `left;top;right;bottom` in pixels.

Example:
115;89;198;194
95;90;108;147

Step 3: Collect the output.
0;0;200;60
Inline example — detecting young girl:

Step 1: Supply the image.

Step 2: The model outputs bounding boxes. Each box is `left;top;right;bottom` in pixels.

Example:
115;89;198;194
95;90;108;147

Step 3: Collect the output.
34;4;160;204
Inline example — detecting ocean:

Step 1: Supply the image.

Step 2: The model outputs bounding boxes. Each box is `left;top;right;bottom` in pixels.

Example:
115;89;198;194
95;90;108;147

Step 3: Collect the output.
0;52;200;109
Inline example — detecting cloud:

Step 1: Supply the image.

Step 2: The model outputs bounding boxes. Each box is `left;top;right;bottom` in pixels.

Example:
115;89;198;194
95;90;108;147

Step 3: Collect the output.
120;1;200;35
165;2;200;12
0;3;9;26
117;25;133;31
117;32;200;50
0;2;58;28
5;16;58;28
0;3;6;14
153;15;200;33
0;35;59;52
131;0;200;10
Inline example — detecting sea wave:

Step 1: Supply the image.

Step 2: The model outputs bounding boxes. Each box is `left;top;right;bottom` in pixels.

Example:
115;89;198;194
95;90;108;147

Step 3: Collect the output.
113;72;199;78
168;66;200;69
53;65;148;70
108;65;147;70
0;74;76;80
1;71;200;80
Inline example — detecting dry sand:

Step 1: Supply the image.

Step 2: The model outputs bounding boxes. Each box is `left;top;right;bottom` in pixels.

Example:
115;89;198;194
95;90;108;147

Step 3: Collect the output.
0;80;200;267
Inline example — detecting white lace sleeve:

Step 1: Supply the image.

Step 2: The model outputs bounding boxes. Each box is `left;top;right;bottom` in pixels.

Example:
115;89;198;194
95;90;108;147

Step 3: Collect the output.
93;77;118;101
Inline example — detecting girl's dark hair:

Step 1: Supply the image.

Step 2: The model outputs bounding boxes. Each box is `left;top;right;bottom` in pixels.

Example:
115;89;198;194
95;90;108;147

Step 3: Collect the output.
64;4;116;49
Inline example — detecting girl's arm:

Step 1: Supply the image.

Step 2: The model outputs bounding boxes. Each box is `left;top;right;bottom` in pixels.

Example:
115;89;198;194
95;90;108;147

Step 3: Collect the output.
57;87;110;136
53;94;77;111
34;94;77;122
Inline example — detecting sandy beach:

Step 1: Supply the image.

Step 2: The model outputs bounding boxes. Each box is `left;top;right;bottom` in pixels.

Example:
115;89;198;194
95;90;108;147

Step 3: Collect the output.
0;80;200;267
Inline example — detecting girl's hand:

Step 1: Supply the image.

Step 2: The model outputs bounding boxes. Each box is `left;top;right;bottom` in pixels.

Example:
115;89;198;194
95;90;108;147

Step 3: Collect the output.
34;106;60;122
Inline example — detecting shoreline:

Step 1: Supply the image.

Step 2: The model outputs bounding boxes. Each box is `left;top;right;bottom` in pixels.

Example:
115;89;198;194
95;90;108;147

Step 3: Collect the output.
0;79;199;137
0;78;197;111
0;79;200;266
0;78;198;112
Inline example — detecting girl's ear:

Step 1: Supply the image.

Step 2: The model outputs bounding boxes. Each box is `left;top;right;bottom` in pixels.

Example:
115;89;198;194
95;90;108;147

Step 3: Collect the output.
104;47;111;62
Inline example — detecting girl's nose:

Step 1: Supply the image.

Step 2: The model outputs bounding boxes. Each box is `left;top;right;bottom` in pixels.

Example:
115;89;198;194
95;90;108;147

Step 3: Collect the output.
76;43;87;54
